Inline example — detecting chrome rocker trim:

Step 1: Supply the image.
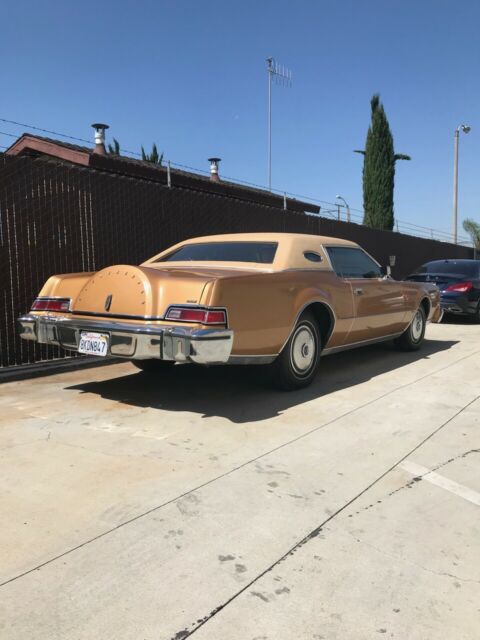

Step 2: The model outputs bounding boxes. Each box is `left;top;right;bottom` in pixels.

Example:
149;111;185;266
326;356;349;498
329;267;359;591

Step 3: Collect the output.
321;331;404;356
18;314;233;365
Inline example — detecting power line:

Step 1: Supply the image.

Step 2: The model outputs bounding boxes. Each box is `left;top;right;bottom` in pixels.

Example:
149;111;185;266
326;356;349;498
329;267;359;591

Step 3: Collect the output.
0;117;142;157
0;117;472;245
0;117;92;144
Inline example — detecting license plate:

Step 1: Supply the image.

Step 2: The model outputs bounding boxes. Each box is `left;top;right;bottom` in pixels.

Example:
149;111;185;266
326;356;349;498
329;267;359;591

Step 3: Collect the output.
78;331;109;357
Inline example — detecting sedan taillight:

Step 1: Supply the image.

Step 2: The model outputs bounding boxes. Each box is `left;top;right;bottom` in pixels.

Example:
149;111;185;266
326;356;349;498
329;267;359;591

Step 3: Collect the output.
31;297;71;312
444;281;473;293
165;306;227;325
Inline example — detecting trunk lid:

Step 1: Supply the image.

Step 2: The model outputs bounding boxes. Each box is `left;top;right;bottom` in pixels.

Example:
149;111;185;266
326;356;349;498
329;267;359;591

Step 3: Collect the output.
406;272;467;291
72;265;223;318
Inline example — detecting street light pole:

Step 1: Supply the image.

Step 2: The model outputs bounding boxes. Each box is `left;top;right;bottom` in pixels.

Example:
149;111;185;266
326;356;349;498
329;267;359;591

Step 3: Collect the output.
452;124;471;244
267;57;273;192
335;195;351;223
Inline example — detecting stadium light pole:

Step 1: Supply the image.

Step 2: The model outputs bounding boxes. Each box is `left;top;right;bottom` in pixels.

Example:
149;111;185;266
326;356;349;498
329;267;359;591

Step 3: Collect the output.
335;195;351;222
452;124;471;244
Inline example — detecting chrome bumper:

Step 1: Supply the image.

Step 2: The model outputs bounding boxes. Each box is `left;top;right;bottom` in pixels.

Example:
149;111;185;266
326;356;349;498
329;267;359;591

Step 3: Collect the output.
18;314;234;365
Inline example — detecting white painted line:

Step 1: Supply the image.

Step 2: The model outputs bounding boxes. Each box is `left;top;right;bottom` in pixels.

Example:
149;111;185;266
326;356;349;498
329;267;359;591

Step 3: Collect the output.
399;460;480;507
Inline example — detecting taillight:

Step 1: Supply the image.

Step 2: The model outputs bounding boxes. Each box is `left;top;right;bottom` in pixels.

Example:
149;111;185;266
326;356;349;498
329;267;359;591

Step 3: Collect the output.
165;306;227;325
444;281;473;293
31;297;71;312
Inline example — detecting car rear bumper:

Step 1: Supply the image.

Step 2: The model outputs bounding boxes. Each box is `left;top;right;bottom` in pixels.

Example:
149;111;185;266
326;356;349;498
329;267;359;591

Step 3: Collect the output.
440;293;478;316
18;314;234;365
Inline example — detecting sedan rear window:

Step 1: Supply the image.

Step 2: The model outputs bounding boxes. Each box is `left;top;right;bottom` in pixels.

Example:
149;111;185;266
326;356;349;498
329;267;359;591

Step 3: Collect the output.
157;241;278;264
413;261;480;278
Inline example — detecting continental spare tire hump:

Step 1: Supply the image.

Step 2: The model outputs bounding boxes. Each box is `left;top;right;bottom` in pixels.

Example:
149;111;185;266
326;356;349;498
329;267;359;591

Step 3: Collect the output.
72;265;213;318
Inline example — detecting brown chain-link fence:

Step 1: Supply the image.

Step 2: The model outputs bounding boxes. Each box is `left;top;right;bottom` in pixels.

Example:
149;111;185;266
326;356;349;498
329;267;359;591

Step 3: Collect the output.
0;153;473;368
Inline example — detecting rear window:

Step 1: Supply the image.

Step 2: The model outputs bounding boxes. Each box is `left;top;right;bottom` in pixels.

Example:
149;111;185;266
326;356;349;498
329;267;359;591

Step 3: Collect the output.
413;261;480;278
157;241;278;264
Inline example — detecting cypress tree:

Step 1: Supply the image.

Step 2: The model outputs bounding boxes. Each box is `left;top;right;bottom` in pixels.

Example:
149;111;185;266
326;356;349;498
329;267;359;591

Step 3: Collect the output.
355;95;410;230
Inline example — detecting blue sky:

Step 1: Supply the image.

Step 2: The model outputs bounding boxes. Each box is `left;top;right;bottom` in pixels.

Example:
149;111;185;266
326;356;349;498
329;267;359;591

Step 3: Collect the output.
1;0;478;240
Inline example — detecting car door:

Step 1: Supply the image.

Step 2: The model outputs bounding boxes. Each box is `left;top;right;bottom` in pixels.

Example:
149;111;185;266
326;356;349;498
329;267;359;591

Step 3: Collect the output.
324;246;407;342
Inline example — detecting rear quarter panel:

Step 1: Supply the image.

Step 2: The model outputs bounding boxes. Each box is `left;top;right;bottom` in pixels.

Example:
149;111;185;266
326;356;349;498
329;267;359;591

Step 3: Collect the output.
204;271;354;356
37;273;95;300
401;280;440;321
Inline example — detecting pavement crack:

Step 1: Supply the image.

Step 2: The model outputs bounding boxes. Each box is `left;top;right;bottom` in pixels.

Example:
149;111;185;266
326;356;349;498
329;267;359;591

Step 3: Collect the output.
428;448;480;474
343;447;480;519
2;360;479;596
167;393;480;639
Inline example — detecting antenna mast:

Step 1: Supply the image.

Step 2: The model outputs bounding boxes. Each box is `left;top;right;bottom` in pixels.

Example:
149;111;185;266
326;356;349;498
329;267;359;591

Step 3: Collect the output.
266;57;292;191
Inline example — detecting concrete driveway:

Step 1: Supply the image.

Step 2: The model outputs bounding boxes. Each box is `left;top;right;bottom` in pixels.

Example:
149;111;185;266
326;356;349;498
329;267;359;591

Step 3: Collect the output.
1;320;479;640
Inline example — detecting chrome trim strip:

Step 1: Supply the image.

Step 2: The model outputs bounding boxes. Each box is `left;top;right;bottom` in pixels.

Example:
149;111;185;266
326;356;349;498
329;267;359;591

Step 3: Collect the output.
70;310;165;321
321;331;403;356
227;355;277;365
18;314;231;338
279;268;332;273
147;264;274;273
40;303;229;326
20;314;164;335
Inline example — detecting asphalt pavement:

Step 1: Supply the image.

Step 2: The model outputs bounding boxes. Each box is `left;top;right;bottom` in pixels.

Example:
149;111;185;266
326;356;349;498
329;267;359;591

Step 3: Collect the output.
0;319;479;640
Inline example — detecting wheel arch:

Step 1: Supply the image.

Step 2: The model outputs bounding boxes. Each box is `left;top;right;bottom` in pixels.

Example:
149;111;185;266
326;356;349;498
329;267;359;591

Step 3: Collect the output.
282;300;335;353
419;296;431;319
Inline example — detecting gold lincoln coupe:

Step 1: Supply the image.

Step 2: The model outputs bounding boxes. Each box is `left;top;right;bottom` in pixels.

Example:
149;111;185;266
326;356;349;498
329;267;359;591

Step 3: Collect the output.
19;233;442;390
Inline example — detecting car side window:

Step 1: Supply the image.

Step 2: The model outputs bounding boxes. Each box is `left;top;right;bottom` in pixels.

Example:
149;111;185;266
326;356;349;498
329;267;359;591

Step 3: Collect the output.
326;246;382;279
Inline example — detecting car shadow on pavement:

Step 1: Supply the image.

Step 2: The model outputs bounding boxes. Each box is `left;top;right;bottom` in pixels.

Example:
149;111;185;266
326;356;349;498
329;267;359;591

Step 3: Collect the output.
441;314;478;325
66;338;458;423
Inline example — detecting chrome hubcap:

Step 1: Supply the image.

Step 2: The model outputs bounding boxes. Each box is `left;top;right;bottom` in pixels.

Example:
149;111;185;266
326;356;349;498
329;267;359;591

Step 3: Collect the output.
291;325;315;374
411;310;423;341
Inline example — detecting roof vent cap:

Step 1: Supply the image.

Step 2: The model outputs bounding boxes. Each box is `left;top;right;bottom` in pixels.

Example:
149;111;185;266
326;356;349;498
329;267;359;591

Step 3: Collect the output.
208;157;221;182
91;123;109;155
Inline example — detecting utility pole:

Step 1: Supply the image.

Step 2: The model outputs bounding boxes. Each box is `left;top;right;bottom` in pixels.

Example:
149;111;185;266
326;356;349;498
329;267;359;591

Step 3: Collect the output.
266;57;292;191
336;195;351;223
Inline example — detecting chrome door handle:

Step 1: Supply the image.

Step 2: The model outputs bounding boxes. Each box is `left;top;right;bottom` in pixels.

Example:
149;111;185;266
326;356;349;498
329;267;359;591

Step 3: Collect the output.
354;288;363;295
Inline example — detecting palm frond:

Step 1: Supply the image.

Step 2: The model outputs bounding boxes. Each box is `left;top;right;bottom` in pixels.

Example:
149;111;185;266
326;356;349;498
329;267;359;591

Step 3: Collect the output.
462;218;480;248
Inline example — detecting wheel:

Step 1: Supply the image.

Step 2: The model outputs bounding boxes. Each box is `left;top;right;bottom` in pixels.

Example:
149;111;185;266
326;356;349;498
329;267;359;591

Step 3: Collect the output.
268;312;321;390
394;306;426;351
131;359;175;373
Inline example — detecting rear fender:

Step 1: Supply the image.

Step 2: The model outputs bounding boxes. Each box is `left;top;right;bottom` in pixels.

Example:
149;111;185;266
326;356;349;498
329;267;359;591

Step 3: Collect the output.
207;273;346;356
36;273;95;302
